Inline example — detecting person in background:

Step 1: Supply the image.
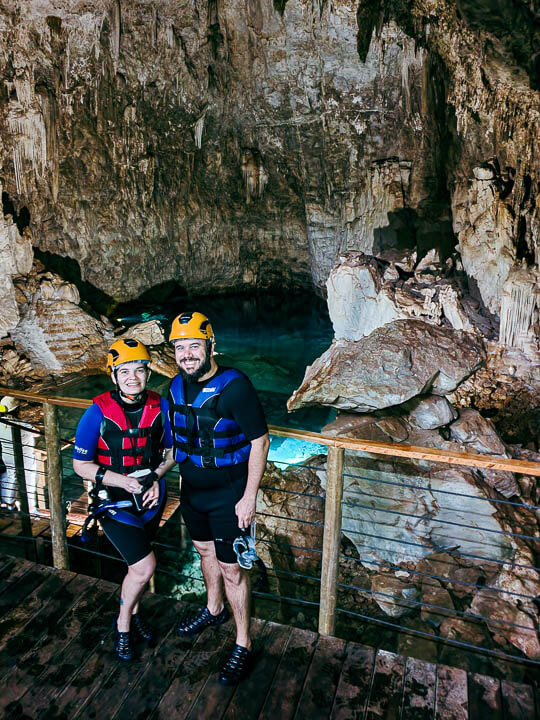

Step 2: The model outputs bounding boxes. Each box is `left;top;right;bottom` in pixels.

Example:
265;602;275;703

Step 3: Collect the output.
0;396;38;513
73;339;175;662
168;312;269;685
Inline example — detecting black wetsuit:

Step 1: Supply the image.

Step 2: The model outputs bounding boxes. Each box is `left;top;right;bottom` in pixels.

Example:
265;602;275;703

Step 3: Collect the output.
174;367;267;563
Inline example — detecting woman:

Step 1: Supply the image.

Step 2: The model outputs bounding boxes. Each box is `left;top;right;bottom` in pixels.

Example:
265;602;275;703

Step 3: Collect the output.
73;338;174;661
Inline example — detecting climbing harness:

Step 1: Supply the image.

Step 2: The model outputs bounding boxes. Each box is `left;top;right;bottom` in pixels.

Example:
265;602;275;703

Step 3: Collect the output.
81;490;133;544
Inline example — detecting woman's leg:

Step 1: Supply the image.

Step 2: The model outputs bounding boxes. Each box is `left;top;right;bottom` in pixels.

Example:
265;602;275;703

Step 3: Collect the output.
117;551;156;631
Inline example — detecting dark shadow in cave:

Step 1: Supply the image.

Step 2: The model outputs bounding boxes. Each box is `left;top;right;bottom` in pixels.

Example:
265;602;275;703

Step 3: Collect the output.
373;207;417;255
33;248;114;317
2;191;30;234
114;280;188;320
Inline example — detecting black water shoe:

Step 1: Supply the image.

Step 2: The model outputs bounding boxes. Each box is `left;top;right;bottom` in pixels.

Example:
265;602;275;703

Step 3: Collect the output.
176;606;230;636
219;644;253;685
131;613;155;643
113;619;134;662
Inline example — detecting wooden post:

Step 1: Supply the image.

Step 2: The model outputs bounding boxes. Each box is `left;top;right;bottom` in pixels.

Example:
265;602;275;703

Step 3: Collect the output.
43;402;69;570
11;423;36;560
318;445;344;636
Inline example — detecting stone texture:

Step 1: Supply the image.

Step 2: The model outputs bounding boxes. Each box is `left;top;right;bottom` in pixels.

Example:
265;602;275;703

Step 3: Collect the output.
10;264;112;374
420;578;455;627
288;319;486;413
449;409;507;455
402;395;458;430
0;208;33;337
470;590;540;659
326;251;479;342
0;2;447;302
370;574;419;618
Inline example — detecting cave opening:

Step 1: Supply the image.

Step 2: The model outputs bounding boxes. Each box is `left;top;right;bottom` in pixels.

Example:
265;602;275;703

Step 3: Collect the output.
33;248;115;317
2;191;30;234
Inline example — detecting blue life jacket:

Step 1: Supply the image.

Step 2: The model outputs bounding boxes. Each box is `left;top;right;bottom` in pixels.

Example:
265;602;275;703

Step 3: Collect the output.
168;369;251;468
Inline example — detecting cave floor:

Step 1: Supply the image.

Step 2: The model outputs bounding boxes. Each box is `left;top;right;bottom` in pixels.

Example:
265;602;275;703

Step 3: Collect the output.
0;555;537;719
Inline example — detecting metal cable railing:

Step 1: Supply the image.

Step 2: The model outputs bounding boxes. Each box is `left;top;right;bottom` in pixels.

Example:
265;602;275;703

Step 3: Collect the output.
0;387;539;673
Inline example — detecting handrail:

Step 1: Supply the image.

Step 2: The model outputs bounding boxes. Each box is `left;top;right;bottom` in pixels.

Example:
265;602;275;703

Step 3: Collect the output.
2;386;539;476
1;383;540;650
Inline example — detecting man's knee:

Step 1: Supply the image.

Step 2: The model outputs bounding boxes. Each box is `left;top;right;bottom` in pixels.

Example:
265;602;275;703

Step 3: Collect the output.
193;540;217;558
219;560;244;586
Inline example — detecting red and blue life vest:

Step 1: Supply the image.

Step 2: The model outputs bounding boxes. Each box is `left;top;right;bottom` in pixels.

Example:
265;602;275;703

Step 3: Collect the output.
93;390;166;528
168;369;251;469
94;390;164;473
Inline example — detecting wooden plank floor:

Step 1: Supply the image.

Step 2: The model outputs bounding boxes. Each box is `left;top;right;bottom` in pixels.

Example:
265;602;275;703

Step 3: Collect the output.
0;556;537;720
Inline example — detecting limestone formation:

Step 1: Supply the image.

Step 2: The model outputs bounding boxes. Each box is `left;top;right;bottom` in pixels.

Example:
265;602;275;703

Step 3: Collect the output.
10;264;113;374
326;252;478;341
287;319;485;413
402;395;457;430
0;209;33;337
499;264;540;355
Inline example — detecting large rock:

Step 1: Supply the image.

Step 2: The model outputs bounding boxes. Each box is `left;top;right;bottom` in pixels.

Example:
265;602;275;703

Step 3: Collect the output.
326;254;406;340
288;320;485;413
449;409;507;455
0;209;33;337
326;252;478;342
10;266;112;374
454;173;516;316
403;395;458;430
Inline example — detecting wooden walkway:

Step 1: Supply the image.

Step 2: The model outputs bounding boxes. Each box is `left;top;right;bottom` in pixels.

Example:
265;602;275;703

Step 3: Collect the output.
0;556;537;720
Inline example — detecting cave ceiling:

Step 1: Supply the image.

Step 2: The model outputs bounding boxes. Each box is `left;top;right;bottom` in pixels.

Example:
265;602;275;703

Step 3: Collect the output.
0;0;538;304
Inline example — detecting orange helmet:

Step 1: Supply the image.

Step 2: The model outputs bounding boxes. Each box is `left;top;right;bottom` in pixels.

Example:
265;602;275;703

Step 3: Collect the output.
106;338;150;375
169;312;214;342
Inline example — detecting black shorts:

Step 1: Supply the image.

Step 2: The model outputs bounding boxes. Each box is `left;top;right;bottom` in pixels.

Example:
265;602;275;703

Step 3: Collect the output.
180;473;247;564
99;501;164;566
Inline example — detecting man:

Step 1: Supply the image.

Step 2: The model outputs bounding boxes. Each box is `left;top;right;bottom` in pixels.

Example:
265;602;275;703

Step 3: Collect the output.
168;312;269;685
73;338;175;661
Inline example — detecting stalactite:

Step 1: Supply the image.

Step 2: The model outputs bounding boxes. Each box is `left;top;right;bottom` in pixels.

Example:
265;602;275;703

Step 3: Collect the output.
165;23;175;48
499;264;539;351
241;149;268;203
152;7;158;48
194;114;205;149
400;36;423;116
8;100;48;196
111;0;121;73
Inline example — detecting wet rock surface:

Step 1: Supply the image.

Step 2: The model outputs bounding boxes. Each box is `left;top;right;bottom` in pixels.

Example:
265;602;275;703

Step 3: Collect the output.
287;319;485;413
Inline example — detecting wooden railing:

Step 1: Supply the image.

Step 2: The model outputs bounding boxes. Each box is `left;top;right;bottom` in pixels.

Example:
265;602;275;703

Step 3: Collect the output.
1;386;539;638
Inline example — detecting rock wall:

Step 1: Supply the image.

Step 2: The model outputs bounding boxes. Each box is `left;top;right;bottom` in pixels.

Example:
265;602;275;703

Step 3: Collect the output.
0;0;454;302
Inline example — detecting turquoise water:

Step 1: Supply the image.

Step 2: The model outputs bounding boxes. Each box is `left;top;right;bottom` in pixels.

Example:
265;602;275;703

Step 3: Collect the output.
57;292;334;464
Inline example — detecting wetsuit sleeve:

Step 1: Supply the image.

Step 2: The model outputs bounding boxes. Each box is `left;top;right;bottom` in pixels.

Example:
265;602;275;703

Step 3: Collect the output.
217;376;268;441
160;396;173;448
73;404;103;461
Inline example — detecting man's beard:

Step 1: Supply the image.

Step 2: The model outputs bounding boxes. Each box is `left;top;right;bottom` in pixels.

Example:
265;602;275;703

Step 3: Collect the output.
177;352;212;382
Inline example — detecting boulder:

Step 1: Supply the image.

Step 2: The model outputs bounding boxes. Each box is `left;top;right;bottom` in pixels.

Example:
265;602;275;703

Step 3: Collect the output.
370;574;419;618
323;413;409;443
470;590;540;659
403;395;458;430
121;319;166;346
326;254;407;340
288;320;485;413
449;409;507;455
326;252;479;342
420;578;455;627
10;267;112;374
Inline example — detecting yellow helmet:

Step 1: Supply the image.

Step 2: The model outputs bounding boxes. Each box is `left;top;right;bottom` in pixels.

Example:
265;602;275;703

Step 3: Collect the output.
169;312;214;343
106;338;151;375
